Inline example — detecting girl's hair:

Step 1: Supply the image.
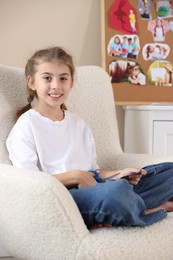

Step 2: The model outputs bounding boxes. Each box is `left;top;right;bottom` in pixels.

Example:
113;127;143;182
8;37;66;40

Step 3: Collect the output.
114;36;121;44
146;45;152;59
16;47;75;120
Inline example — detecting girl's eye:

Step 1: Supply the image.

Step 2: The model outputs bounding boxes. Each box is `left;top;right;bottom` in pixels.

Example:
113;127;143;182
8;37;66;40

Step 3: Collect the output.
60;77;67;81
43;76;52;81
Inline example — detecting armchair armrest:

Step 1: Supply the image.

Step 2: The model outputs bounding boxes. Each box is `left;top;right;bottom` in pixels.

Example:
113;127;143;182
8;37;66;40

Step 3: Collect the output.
116;152;173;170
0;164;89;259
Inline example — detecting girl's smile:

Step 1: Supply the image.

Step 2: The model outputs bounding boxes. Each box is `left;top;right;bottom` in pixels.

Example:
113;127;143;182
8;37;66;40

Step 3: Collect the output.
48;92;63;100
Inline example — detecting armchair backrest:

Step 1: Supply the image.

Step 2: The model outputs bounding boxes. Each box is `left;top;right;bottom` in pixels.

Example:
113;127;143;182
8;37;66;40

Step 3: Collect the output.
0;64;122;168
0;65;27;164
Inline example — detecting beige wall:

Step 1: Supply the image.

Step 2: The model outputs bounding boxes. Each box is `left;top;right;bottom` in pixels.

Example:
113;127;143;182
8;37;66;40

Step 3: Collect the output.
0;0;101;68
0;0;124;148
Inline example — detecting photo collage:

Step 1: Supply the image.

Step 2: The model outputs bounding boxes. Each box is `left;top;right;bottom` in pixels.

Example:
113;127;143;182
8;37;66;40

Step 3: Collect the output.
107;0;173;87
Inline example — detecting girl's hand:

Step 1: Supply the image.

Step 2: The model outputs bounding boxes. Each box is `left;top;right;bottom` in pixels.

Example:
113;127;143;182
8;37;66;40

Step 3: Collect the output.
105;168;147;185
119;168;147;178
119;168;147;185
53;170;97;188
73;170;97;188
126;173;143;185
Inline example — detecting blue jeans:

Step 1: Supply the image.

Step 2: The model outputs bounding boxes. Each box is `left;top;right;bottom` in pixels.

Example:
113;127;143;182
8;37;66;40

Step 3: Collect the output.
69;162;173;228
134;162;173;208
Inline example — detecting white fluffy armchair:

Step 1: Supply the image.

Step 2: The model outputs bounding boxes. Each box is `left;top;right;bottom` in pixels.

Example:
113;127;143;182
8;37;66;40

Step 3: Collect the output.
0;64;173;259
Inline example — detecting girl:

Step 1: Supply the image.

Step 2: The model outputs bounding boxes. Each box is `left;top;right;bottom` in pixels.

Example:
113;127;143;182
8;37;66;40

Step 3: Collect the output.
154;19;165;42
108;36;122;56
129;10;136;33
6;47;173;229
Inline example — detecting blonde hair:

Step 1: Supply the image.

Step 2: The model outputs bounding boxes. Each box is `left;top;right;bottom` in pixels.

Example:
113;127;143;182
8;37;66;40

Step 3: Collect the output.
16;47;75;119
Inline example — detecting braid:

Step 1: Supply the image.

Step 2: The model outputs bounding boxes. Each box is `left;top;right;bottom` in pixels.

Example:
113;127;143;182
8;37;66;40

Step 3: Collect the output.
27;90;36;104
15;103;31;121
60;103;67;110
15;88;37;121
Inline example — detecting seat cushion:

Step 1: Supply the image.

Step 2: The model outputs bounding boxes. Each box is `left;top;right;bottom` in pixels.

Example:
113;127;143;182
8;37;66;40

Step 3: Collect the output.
78;213;173;259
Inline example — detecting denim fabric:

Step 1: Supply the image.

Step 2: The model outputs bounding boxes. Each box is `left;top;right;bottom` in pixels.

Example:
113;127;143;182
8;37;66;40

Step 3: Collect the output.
134;162;173;208
69;162;173;228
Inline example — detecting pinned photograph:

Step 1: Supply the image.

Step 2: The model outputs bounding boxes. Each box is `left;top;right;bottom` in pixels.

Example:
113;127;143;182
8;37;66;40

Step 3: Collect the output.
169;20;173;31
108;35;140;59
128;65;146;85
156;0;173;19
138;0;153;20
148;61;173;86
109;60;146;86
142;43;170;60
147;18;170;41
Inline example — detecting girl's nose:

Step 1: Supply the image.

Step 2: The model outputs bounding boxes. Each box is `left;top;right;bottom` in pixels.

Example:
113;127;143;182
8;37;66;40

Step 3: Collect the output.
52;80;60;90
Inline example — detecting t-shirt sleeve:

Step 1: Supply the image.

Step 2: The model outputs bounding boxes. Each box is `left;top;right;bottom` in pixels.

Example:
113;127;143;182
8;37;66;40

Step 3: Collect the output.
87;126;100;170
6;119;39;171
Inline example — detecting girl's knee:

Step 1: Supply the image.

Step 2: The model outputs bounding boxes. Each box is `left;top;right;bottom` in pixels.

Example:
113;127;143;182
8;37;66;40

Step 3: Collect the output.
103;179;134;206
107;179;133;195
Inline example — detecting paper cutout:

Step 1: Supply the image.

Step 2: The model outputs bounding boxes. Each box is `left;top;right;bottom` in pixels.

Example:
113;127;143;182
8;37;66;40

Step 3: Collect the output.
138;0;153;20
156;0;173;19
142;43;170;60
148;61;173;86
109;0;138;34
147;18;170;41
169;21;173;31
108;35;140;59
129;10;137;33
109;60;146;85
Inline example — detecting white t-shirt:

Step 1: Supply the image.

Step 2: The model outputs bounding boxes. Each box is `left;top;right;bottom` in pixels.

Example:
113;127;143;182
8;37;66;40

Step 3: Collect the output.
6;109;99;174
155;27;164;41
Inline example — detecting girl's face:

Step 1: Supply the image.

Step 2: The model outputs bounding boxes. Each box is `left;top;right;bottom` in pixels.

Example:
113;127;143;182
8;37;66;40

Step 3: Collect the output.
133;67;139;76
28;61;73;111
156;20;162;27
115;37;120;44
149;45;154;52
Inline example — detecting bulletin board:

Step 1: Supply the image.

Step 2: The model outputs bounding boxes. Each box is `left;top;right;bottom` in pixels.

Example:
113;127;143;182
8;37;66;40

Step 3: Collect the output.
101;0;173;104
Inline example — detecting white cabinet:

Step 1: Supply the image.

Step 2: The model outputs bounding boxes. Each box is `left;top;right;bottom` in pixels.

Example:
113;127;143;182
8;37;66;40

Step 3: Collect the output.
153;121;173;155
124;105;173;155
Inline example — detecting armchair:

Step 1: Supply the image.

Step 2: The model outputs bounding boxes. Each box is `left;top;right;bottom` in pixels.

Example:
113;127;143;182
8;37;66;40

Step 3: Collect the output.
0;64;173;259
